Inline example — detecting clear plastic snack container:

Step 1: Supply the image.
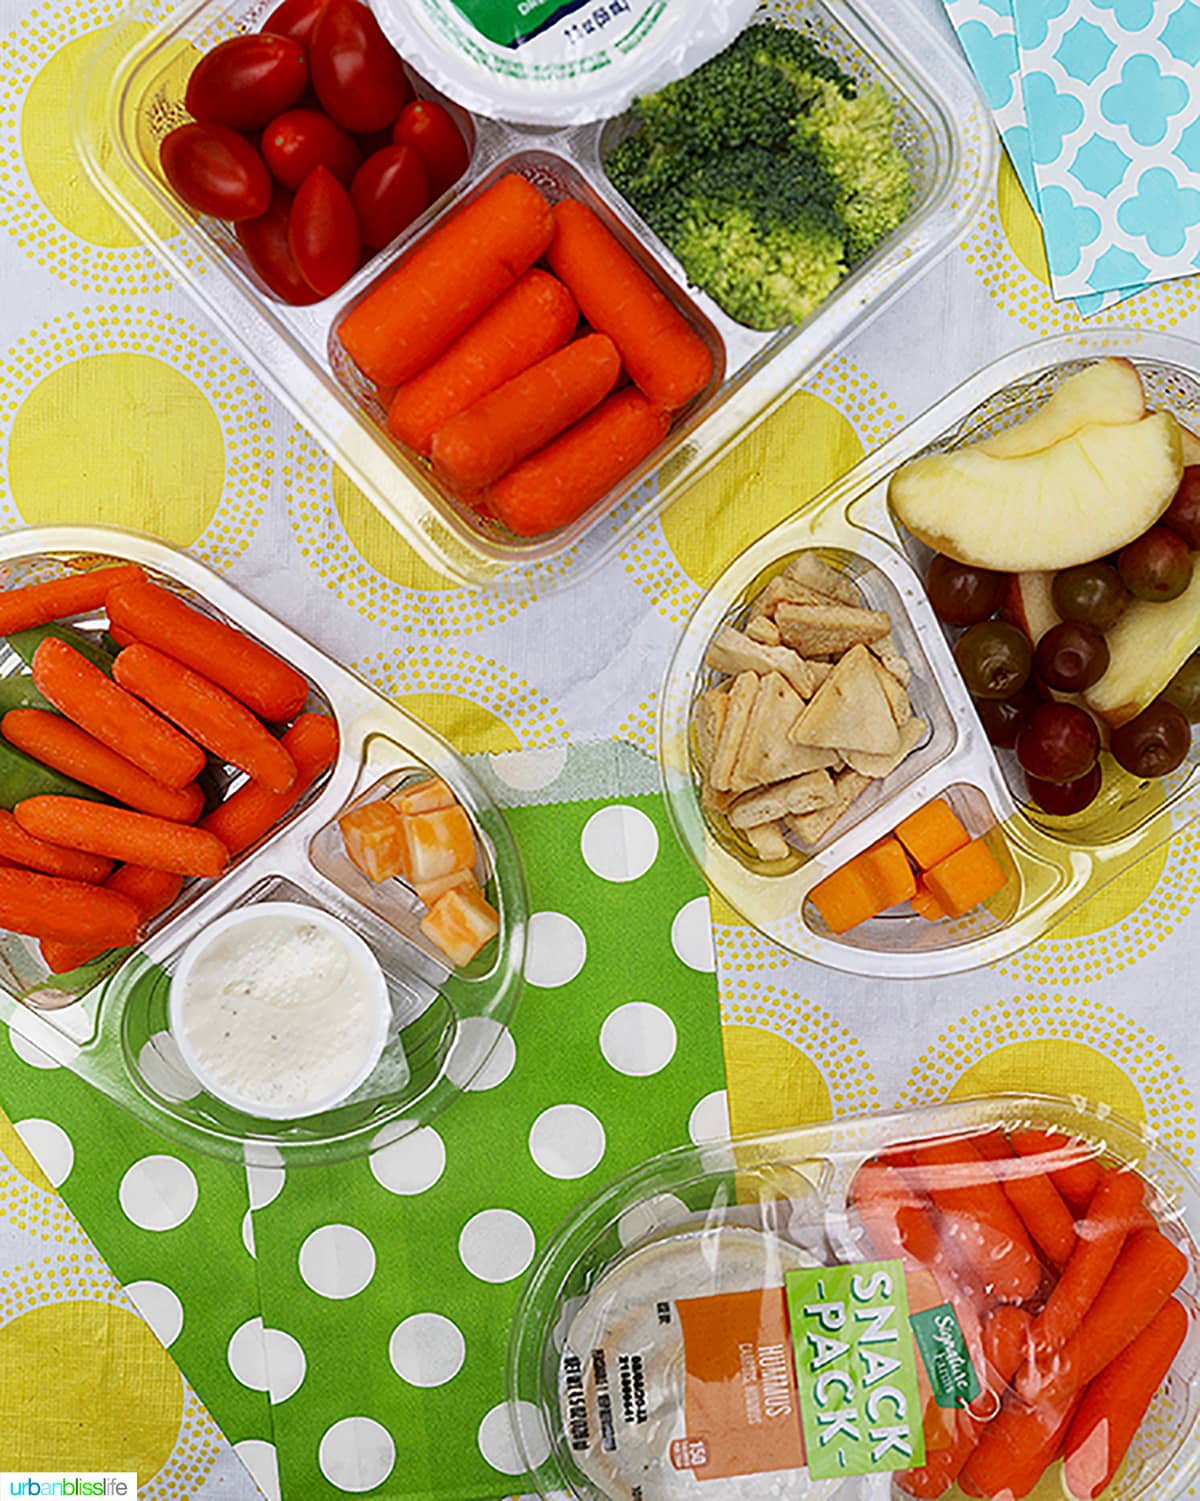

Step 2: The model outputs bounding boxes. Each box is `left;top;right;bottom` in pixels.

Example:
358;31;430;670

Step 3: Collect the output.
509;1093;1200;1501
659;330;1200;978
0;526;527;1164
76;0;993;588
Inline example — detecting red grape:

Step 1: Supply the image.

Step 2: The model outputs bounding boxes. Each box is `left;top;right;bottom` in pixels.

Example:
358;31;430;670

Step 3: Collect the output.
954;621;1033;699
925;554;1006;627
1118;525;1193;602
1034;622;1109;693
1051;562;1128;630
1110;701;1191;778
1026;763;1102;815
1015;703;1100;784
973;682;1040;749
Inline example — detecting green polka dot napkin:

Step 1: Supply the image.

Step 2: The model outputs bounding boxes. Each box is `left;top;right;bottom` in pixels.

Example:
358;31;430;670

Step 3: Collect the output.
0;743;726;1501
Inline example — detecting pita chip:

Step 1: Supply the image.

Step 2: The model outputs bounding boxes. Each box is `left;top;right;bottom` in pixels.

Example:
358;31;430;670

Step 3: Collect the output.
728;769;836;828
731;672;841;790
844;716;927;778
872;656;912;727
745;614;782;646
785;768;873;845
870;632;912;687
774;603;892;657
744;821;789;861
790;644;901;755
705;626;819;699
710;671;758;791
783;553;861;606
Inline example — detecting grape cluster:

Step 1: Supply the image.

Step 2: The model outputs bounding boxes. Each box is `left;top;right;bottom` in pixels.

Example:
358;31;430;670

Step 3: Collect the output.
925;518;1199;817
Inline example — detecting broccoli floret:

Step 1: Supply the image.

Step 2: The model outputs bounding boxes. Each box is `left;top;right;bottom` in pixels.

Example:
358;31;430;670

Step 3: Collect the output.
798;77;913;263
627;24;855;158
605;19;913;329
640;146;848;330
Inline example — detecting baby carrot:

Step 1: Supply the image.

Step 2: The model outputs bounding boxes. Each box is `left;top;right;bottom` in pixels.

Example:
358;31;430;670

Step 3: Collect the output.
0;808;112;884
32;637;205;790
113;644;296;795
105;581;309;723
958;1391;1078;1501
912;1136;1041;1303
338;173;554;386
852;1155;945;1271
0;564;145;635
1019;1227;1188;1409
1023;1168;1143;1373
1010;1129;1104;1215
40;864;183;972
973;1130;1076;1269
431;333;620;494
15;797;229;878
546;199;714;410
199;712;338;855
897;1305;1033;1498
485;387;671;537
387;268;578;455
1062;1297;1187;1500
107;625;138;648
0;865;140;949
2;709;205;824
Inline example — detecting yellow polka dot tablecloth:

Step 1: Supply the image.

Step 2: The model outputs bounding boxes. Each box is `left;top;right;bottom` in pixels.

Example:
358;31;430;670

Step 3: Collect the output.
3;0;1200;1495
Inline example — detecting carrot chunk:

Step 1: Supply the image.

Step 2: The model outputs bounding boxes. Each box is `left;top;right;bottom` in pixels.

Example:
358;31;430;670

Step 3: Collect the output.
387;268;578;455
431;333;620;494
810;836;916;934
14;796;228;878
105;580;309;722
922;838;1006;918
339;173;554;387
895;798;970;869
484;387;671;537
0;565;145;635
546;199;714;410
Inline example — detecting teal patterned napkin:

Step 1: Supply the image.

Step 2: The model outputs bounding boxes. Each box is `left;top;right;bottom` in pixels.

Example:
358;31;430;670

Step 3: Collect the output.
942;0;1146;312
1011;0;1200;297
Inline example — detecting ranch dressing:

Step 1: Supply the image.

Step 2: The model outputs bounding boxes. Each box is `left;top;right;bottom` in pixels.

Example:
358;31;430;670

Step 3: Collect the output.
170;904;392;1118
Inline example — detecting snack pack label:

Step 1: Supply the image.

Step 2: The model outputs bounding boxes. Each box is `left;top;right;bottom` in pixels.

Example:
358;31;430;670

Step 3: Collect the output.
910;1303;981;1410
784;1260;926;1481
449;0;641;49
673;1287;806;1481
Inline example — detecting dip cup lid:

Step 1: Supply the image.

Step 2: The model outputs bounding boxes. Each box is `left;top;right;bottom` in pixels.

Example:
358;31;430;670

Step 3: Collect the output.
168;901;391;1122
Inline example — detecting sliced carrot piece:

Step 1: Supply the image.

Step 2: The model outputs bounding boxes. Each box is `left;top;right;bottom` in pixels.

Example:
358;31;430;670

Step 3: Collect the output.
420;881;498;966
403;805;476;884
810;837;916;935
923;838;1006;918
910;881;947;922
387;776;455;817
339;800;408;882
895;798;970;870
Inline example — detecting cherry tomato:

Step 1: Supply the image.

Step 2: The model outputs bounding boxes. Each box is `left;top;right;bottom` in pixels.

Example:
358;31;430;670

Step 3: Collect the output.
289;164;361;295
261;0;327;49
262;108;361;189
310;0;410;133
350;145;429;248
393;99;468;198
185;35;307;131
161;123;272;220
236;183;320;304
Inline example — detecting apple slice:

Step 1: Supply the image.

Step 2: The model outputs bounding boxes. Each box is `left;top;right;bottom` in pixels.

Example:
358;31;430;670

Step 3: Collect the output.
889;413;1183;572
1181;424;1200;466
977;359;1144;459
1085;560;1200;726
1005;571;1060;645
